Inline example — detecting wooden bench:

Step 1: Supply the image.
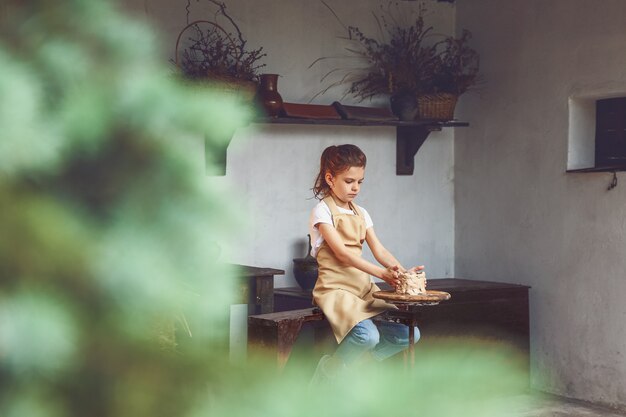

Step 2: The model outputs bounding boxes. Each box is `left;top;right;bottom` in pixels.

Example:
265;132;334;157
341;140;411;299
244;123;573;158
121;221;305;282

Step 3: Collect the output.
247;306;427;369
247;307;326;369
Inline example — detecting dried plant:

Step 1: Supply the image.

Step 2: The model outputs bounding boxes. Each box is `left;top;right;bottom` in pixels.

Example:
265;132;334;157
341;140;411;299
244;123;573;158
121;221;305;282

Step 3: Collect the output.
311;1;480;101
177;0;266;81
346;6;440;100
431;29;480;94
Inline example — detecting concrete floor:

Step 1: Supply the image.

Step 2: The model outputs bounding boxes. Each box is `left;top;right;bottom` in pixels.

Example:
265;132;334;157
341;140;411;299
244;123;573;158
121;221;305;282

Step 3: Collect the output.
510;393;626;417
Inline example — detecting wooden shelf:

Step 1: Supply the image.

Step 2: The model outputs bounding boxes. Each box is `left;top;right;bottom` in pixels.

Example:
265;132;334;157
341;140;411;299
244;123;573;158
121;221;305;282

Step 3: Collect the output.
256;117;467;128
254;117;469;175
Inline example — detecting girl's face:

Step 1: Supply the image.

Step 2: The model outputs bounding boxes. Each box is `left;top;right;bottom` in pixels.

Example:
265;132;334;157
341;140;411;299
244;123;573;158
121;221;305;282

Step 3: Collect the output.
325;166;365;208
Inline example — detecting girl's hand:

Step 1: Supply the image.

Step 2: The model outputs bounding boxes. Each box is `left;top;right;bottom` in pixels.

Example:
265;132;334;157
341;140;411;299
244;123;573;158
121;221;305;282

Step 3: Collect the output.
408;265;425;274
409;265;427;288
382;265;400;288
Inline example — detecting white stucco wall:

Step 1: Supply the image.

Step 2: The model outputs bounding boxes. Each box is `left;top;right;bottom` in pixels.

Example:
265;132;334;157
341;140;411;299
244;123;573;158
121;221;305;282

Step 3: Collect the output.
126;0;457;287
455;0;626;410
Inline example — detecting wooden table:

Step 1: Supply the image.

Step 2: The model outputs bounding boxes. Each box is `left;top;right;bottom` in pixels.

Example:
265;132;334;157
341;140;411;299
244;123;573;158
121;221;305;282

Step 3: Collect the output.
233;264;284;314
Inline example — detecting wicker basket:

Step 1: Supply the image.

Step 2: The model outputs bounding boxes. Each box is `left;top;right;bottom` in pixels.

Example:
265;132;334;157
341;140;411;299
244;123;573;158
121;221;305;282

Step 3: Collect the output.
416;93;458;120
175;20;257;102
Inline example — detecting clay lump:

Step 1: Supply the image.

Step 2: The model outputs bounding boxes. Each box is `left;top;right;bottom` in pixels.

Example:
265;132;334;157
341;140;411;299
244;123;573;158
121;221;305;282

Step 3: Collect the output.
395;270;427;295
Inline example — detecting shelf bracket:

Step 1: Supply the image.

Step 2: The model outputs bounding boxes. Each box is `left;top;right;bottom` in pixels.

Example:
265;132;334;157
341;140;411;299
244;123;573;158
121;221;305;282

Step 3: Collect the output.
396;125;440;175
205;135;233;176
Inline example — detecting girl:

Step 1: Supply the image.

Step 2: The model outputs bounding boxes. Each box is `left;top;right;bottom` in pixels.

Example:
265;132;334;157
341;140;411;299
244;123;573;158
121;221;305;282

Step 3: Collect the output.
309;144;423;382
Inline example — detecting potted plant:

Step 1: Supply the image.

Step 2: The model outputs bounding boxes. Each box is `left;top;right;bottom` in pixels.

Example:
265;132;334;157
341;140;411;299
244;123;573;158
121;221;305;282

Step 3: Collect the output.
346;7;439;120
174;0;267;101
174;0;269;174
314;2;480;120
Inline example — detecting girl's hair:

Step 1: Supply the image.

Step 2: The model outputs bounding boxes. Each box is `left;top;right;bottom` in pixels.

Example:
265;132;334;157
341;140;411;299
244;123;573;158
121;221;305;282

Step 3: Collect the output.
313;144;367;199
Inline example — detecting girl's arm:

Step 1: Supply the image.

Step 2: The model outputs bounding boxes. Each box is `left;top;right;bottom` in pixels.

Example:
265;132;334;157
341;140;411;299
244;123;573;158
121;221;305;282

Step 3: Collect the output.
317;223;400;286
366;228;425;275
365;227;405;271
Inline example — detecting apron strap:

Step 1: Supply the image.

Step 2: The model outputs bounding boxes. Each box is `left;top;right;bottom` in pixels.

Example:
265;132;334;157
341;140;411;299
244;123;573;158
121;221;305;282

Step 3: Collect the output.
322;195;340;216
349;201;364;219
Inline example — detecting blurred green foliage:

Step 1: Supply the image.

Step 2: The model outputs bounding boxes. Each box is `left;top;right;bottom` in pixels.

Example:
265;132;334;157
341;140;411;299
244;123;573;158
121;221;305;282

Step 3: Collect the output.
0;1;534;416
1;0;249;416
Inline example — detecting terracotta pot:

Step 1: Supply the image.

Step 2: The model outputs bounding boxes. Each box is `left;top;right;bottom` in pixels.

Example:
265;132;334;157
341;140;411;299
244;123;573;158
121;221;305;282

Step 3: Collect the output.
256;73;284;117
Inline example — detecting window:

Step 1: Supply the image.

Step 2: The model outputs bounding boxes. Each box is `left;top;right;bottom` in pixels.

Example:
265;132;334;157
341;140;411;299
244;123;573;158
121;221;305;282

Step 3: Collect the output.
595;97;626;168
567;95;626;173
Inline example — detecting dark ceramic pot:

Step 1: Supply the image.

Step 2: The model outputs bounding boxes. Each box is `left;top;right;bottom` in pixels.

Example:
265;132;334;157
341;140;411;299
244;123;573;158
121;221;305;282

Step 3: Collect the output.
390;91;418;121
255;73;284;117
293;234;318;290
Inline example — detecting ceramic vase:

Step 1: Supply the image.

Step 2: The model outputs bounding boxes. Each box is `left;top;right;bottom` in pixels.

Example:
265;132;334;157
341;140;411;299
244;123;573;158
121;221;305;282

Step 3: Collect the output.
256;73;284;117
390;90;418;121
292;234;318;290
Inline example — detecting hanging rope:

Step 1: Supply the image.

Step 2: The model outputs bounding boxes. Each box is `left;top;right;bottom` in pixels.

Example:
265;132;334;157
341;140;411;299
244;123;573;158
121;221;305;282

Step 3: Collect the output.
608;171;618;191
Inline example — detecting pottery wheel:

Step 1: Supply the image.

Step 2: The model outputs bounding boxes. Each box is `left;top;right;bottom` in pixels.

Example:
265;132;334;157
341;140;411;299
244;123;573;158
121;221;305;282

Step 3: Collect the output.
373;290;451;305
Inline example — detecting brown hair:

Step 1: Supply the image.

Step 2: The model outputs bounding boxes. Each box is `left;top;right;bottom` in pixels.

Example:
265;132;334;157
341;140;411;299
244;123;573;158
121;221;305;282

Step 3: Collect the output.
312;144;367;199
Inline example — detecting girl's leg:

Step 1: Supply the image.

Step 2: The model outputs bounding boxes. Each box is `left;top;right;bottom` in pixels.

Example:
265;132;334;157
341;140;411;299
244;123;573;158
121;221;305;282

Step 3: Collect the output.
333;319;380;366
311;319;380;384
371;320;420;362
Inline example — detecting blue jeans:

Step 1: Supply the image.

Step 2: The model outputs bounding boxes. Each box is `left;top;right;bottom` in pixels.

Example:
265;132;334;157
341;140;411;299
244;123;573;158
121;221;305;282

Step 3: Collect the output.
334;318;420;365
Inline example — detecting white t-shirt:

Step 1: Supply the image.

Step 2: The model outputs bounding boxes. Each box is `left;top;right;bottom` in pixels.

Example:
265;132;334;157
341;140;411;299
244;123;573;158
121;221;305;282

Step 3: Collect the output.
309;200;373;257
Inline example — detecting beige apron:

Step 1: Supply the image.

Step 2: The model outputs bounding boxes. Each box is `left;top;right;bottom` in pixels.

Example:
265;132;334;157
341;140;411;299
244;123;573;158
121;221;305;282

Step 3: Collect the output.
312;196;393;343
